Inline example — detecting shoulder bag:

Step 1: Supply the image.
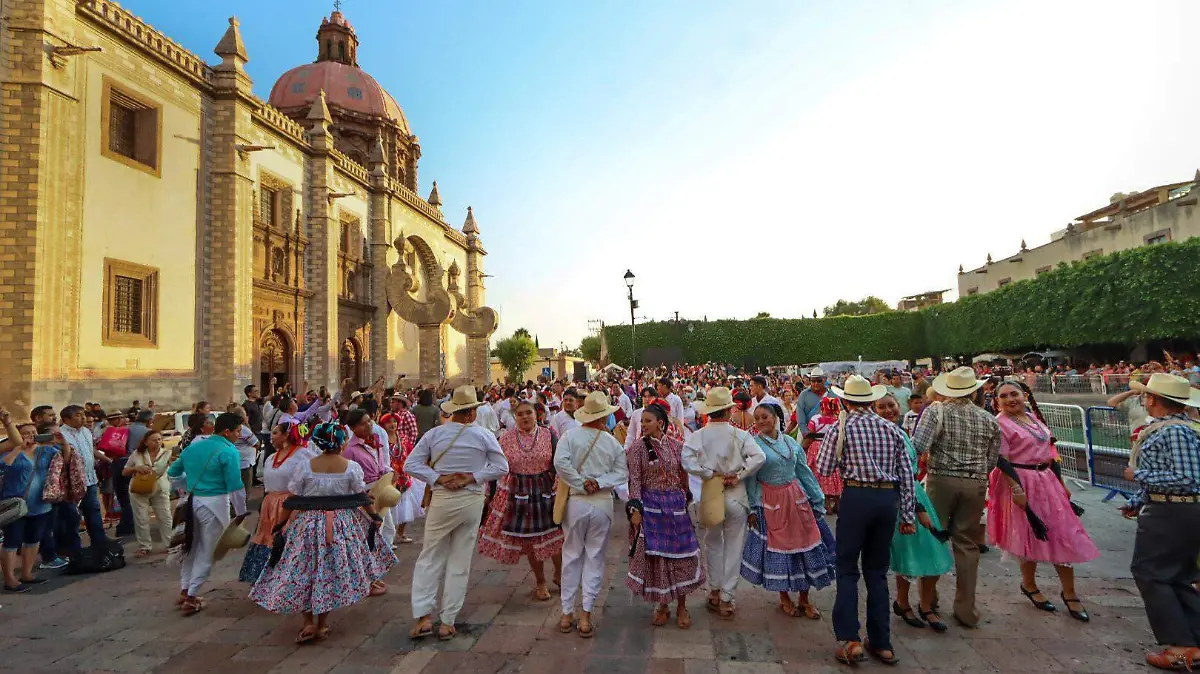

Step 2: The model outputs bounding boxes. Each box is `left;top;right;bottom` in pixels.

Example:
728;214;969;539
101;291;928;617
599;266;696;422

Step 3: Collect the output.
0;450;39;526
43;448;68;503
129;452;159;496
168;447;221;554
420;425;470;509
699;428;743;528
552;430;602;525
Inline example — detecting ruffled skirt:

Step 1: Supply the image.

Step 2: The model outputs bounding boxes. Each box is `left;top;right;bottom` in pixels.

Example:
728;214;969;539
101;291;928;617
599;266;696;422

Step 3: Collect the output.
987;467;1098;565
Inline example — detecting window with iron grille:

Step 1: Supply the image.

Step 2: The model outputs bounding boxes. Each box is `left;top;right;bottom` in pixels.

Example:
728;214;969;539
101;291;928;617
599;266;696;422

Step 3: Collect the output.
102;78;161;175
103;258;158;347
261;186;277;226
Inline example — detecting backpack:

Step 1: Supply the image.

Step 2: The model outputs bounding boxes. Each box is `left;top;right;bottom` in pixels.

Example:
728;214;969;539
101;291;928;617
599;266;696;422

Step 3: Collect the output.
65;539;126;575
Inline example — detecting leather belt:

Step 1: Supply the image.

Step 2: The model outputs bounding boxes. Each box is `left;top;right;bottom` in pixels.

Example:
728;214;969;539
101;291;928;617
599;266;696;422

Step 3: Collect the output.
844;479;895;490
1148;493;1200;504
1011;463;1051;471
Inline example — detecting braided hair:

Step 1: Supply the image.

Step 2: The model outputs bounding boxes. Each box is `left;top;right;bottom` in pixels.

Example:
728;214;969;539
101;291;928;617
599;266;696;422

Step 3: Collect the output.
309;421;349;454
996;379;1046;424
761;402;786;433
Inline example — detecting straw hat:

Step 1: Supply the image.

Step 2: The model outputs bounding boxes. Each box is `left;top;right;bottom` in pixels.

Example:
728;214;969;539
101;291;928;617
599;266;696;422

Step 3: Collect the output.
695;386;736;415
1130;373;1200;408
831;375;887;403
808;367;826;379
574;391;620;424
212;519;251;562
931;366;987;398
440;385;485;414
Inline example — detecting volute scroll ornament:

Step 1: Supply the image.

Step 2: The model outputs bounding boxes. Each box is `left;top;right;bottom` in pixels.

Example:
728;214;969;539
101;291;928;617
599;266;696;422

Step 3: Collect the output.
446;261;498;338
384;233;453;326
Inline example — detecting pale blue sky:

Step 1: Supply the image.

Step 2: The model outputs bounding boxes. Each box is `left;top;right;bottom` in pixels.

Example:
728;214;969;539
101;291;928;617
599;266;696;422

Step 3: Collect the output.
126;0;1199;349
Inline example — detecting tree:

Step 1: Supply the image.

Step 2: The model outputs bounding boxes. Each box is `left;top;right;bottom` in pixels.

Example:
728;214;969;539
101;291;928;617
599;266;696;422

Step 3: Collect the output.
823;296;892;317
580;335;601;363
494;330;538;383
753;311;771;319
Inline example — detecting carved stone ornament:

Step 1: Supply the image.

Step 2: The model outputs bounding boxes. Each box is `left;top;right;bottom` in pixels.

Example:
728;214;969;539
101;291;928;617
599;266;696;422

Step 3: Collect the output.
445;263;498;338
384;233;453;326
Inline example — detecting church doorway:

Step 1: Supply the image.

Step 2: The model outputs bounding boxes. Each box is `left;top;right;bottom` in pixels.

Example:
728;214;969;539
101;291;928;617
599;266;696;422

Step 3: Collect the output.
260;328;293;392
340;338;362;389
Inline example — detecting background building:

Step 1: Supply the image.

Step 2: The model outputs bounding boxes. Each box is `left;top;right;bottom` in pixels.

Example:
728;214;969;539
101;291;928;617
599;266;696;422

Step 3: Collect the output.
959;173;1199;296
0;1;497;410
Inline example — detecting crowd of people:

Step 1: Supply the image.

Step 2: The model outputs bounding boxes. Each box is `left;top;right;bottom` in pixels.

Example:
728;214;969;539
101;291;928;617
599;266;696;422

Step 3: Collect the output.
0;358;1197;669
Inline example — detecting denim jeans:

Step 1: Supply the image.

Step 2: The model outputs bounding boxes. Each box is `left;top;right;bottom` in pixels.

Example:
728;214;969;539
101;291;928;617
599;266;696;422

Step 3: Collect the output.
39;502;82;561
832;486;899;651
80;484;109;547
111;458;135;536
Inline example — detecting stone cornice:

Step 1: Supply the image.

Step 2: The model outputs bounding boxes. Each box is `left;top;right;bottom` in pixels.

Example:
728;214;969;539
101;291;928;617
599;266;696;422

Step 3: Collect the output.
76;0;215;91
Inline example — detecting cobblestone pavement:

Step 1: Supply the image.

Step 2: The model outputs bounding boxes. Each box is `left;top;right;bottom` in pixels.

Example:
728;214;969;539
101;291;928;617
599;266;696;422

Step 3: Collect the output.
0;485;1159;673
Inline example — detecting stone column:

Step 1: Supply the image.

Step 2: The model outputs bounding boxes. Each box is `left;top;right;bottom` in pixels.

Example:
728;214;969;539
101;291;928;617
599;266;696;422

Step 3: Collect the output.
303;91;339;388
367;138;391;383
418;324;444;385
206;17;257;403
461;207;494;384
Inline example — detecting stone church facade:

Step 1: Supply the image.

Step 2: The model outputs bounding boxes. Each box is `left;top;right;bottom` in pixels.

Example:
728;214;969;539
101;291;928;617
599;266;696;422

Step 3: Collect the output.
0;0;498;410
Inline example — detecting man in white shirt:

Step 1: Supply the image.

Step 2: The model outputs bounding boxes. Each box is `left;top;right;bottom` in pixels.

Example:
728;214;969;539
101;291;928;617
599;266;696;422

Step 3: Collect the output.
748;375;783;415
657;378;685;424
554;392;628;637
681;387;766;618
473;388;502;437
59;405;111;548
611;382;633;422
550;389;584;438
495;387;518;432
404;386;509;641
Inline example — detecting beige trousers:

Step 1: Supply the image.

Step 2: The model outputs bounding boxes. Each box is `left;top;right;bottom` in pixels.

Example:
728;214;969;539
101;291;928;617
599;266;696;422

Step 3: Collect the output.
131;489;173;552
925;474;988;626
410;489;485;624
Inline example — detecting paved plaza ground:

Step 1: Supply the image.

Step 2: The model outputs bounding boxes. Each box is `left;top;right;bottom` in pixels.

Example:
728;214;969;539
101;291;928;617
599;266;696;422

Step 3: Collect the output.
1;484;1159;674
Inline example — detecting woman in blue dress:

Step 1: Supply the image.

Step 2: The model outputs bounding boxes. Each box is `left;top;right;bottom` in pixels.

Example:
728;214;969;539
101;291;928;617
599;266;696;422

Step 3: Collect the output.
873;394;953;632
741;403;836;619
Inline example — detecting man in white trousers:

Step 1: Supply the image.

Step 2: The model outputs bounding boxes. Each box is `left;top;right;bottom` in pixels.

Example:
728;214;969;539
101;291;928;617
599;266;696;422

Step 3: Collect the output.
405;386;509;641
681;387;766;619
554;391;628;638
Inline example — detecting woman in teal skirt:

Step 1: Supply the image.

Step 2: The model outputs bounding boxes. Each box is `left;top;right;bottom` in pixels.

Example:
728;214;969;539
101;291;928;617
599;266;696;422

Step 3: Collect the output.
874;394;953;632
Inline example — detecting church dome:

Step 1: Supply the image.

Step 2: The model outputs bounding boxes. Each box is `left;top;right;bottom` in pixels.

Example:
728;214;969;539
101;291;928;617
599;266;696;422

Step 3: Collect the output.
266;10;410;133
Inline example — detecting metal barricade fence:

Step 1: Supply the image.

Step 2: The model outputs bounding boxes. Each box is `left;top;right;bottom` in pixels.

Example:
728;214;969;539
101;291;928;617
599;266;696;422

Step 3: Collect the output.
1101;373;1151;394
1039;403;1091;488
1051;375;1105;396
1084;406;1140;500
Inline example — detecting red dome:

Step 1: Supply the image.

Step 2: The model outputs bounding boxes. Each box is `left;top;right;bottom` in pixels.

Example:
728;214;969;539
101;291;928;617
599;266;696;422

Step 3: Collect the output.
268;61;409;133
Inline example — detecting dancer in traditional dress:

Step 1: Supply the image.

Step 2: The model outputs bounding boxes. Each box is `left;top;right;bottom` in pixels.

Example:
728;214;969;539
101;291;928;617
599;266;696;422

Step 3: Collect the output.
990;381;1098;620
478;400;564;600
872;394;953;632
249;422;395;643
239;423;318;583
555;392;628;638
682;387;766;620
741;403;836;620
625;401;704;628
380;412;424;545
803;397;843;514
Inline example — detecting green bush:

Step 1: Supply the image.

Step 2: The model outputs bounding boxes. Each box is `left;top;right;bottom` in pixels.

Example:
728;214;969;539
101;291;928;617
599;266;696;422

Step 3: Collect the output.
602;239;1200;365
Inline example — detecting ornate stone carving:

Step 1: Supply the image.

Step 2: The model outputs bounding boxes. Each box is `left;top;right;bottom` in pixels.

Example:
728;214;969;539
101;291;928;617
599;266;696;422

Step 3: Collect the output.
384;233;452;326
446;261;497;339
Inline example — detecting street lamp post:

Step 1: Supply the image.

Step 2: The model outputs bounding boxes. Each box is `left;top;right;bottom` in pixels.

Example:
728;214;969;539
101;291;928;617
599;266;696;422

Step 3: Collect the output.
624;269;637;368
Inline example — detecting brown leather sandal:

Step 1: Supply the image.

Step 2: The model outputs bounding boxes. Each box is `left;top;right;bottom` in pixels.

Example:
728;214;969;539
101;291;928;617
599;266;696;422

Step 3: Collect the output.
558;613;575;634
652;605;670;626
834;640;865;665
533;584;551;601
718;601;735;620
1145;649;1198;671
799;602;821;620
676;607;691;629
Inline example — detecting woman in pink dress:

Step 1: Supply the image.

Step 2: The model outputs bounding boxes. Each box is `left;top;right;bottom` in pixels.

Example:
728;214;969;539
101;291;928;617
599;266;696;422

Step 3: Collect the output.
989;381;1098;621
802;397;843;514
477;400;564;600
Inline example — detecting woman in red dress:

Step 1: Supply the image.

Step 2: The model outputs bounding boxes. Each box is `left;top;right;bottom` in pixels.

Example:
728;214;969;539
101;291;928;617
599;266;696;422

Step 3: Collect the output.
477;400;564;600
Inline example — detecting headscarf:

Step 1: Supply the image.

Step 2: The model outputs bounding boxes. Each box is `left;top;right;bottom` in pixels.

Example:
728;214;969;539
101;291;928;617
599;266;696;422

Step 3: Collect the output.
309;421;348;453
819;396;840;417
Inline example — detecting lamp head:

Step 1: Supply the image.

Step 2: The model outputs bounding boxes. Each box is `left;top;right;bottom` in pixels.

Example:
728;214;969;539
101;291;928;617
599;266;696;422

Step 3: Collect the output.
623;269;635;289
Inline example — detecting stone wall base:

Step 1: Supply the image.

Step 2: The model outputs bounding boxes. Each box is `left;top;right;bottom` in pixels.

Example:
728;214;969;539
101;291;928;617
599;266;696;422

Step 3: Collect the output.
31;378;207;414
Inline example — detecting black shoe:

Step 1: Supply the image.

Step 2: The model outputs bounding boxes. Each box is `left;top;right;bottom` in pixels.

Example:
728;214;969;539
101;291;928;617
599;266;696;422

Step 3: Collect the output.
1060;593;1089;622
892;601;925;628
3;584;29;594
19;577;48;586
919;607;948;633
1020;584;1056;612
979;544;991;554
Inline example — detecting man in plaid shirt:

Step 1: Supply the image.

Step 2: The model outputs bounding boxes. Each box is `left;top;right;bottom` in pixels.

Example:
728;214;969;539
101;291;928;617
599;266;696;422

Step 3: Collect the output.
817;376;915;666
911;366;1000;629
1121;374;1200;670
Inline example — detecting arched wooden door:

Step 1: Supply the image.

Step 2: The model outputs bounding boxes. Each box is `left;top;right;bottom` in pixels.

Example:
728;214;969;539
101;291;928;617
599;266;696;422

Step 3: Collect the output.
340;338;362;389
260;328;292;391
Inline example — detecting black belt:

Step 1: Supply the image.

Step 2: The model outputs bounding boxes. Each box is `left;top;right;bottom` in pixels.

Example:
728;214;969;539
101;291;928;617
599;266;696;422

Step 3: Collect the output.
1010;463;1051;471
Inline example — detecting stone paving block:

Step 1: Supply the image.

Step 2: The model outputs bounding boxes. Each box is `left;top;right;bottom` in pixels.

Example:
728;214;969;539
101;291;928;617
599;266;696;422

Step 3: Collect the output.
153;642;249;673
418;652;506;674
711;631;777;662
582;655;648;674
472;624;540;654
682;660;719;674
1036;638;1148;673
266;645;352;674
647;657;687;674
716;661;784;674
970;637;1067;671
653;638;715;660
899;635;990;671
231;644;300;664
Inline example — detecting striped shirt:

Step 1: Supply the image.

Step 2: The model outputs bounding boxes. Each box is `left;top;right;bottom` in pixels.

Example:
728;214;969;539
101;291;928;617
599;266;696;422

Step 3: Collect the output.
816;409;915;524
911;399;1001;480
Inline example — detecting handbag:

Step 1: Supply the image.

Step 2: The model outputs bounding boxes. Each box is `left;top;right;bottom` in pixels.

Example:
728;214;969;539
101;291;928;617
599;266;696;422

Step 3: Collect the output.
169;447;220;552
0;452;38;526
552;430;602;525
697;428;747;528
43;450;68;503
420;425;469;509
130;457;158;496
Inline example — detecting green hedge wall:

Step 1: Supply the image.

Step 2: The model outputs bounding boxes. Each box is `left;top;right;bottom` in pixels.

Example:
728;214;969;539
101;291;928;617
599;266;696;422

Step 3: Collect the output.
602;238;1200;365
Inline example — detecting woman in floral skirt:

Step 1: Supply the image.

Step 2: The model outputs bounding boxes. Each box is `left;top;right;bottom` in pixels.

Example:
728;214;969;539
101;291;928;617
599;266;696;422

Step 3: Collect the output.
742;403;836;619
477;400;564;600
239;423;317;583
802;397;843;514
626;401;704;628
873;394;953;632
249;422;396;644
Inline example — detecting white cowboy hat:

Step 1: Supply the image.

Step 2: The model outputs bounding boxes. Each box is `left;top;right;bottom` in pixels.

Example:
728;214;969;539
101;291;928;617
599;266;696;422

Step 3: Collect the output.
574;391;620;424
931;366;987;398
212;519;251;562
695;386;736;415
1130;373;1200;408
808;367;826;379
440;385;485;414
831;375;887;403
